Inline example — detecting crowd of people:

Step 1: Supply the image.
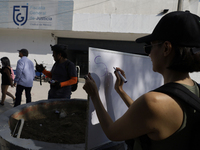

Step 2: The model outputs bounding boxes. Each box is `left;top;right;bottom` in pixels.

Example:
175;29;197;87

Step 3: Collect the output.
0;44;77;107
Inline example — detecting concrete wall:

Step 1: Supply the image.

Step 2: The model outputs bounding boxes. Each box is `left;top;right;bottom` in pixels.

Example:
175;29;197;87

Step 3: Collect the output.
0;29;56;69
0;0;200;70
72;0;178;34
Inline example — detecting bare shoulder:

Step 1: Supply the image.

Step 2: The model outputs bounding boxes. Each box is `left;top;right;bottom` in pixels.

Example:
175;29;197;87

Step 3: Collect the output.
140;91;183;115
136;91;184;140
109;91;183;141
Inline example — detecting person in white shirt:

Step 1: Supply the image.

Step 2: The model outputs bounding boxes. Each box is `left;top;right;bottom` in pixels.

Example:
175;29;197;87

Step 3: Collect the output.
14;49;35;107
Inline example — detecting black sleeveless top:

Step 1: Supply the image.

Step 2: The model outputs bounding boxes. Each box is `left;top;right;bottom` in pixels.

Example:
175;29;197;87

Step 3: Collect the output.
133;82;200;150
1;67;11;85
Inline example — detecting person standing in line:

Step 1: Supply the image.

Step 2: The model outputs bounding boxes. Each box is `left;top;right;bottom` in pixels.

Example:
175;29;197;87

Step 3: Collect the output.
0;57;15;105
14;49;35;107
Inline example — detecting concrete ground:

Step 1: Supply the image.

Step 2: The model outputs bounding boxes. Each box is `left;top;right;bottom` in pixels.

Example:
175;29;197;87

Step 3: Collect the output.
0;78;87;115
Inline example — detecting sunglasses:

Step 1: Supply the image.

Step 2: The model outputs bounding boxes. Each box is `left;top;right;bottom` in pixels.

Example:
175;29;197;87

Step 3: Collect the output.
143;42;163;54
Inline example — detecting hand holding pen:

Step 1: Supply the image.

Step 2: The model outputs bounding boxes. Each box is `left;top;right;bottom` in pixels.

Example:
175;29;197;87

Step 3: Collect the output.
113;67;127;83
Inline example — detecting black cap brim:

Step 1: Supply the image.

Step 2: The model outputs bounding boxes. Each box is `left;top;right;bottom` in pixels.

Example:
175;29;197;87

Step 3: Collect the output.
136;34;155;43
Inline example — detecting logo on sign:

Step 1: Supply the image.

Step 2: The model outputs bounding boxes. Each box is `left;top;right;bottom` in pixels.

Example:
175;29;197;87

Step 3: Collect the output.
13;5;28;26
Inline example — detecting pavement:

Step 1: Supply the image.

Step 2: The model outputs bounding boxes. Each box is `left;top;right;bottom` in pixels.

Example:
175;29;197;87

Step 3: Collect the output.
0;78;87;115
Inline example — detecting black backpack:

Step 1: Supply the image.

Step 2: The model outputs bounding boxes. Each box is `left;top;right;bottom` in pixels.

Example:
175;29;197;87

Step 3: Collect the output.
125;82;200;150
65;61;79;92
71;66;79;92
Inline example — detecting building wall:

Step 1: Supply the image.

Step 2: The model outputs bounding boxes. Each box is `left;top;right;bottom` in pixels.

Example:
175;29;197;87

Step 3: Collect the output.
0;0;200;73
0;0;199;35
72;0;178;34
0;29;56;70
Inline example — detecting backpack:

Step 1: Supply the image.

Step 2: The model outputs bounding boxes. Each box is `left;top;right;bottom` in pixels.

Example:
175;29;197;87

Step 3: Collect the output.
65;61;79;92
125;82;200;150
10;67;15;80
71;66;79;92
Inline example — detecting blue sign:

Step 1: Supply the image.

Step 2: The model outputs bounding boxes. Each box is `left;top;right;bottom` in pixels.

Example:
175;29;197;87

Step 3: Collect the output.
13;5;28;26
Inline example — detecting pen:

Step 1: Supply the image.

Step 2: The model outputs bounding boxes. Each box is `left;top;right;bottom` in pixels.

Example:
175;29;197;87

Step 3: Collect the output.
113;67;127;83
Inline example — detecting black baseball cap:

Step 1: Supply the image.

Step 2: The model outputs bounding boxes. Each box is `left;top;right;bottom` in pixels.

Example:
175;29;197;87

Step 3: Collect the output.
136;11;200;48
50;44;68;58
17;49;28;56
50;44;67;52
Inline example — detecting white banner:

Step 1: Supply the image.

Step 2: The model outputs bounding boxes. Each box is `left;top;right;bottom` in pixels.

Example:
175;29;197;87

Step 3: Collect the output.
0;0;73;30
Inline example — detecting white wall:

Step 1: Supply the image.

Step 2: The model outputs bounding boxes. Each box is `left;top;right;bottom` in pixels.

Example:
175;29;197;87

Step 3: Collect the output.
72;0;178;34
0;0;200;36
1;0;200;71
0;29;56;70
72;0;200;35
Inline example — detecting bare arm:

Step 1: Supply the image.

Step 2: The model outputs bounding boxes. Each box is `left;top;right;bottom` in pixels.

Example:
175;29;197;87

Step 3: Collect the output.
114;68;134;107
83;73;158;141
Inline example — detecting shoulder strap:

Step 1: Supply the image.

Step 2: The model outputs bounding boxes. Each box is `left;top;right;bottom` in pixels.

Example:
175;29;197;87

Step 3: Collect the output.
65;60;78;79
65;60;72;71
153;82;200;112
65;60;71;79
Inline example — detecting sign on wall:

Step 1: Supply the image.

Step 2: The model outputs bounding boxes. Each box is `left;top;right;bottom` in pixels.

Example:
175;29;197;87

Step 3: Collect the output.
0;1;73;30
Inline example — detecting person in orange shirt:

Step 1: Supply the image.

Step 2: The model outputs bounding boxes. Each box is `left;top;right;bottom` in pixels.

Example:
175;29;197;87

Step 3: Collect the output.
36;44;77;99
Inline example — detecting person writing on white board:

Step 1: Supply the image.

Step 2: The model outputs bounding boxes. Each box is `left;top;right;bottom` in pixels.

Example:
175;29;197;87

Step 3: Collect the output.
83;11;200;150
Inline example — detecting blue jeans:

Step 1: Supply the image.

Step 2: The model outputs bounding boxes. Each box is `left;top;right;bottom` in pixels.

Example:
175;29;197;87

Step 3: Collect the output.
14;84;32;107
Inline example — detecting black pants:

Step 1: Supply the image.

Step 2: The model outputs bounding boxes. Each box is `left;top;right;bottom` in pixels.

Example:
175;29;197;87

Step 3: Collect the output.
14;84;32;107
48;86;71;99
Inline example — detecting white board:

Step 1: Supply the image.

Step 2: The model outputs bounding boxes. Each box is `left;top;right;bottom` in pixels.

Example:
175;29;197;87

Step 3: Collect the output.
87;47;163;150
